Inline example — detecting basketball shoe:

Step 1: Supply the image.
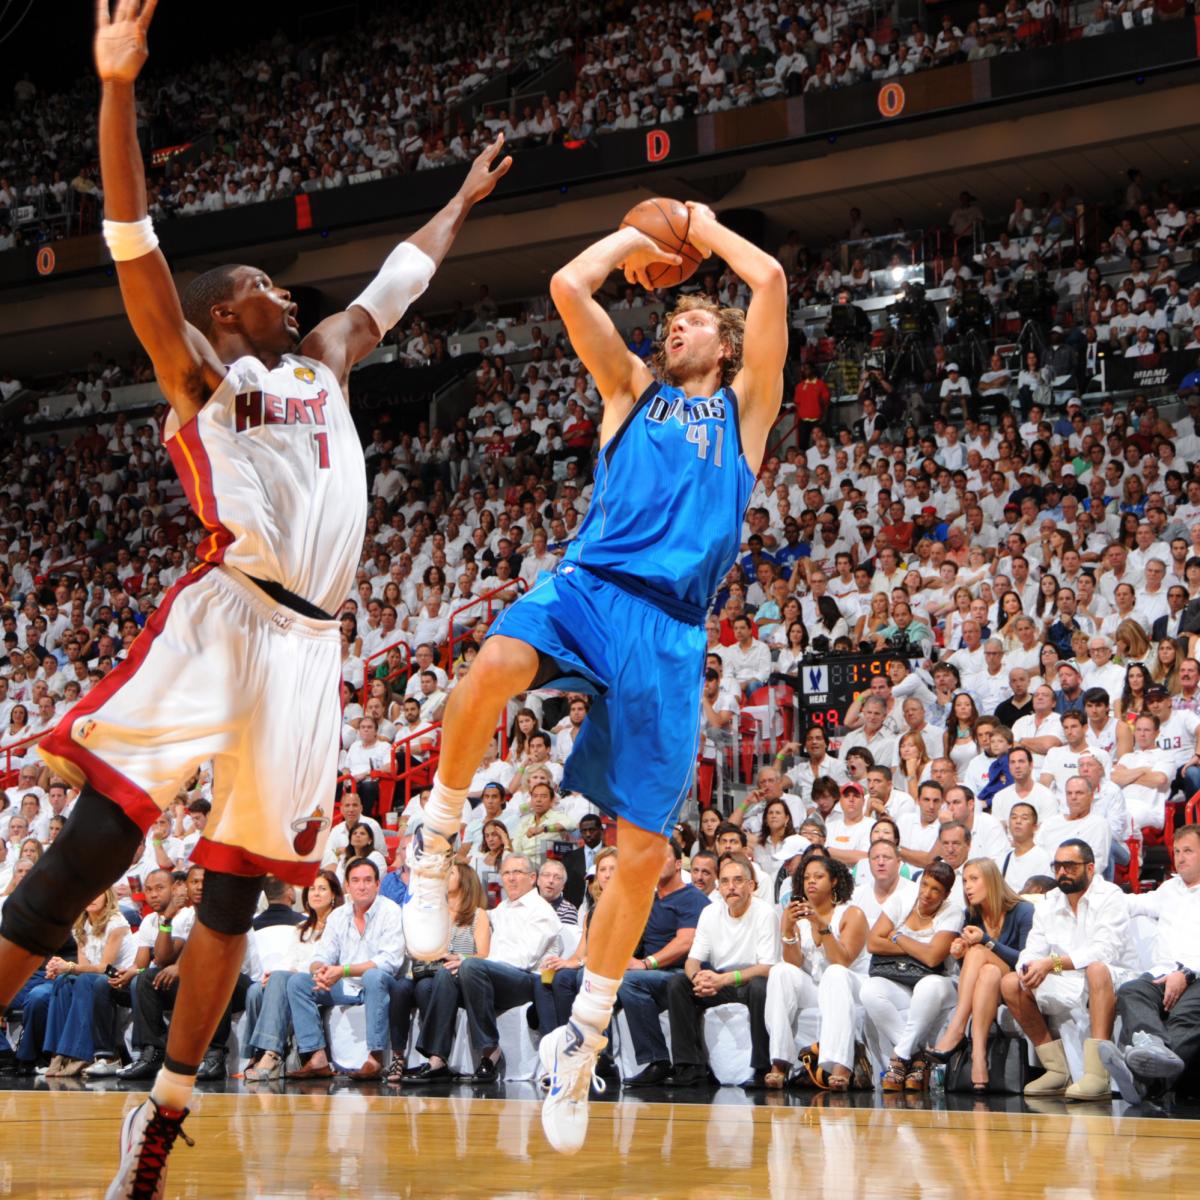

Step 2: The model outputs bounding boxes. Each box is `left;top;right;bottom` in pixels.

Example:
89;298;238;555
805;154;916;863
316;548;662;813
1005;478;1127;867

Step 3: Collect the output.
403;825;458;960
540;1020;608;1155
105;1098;193;1199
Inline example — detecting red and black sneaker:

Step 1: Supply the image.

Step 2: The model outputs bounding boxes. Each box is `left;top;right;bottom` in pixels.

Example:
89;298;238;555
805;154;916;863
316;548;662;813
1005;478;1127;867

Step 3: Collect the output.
105;1098;194;1200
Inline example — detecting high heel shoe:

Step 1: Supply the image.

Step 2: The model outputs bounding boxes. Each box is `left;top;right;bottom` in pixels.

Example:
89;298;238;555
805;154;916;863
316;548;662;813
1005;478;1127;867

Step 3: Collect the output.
923;1038;966;1065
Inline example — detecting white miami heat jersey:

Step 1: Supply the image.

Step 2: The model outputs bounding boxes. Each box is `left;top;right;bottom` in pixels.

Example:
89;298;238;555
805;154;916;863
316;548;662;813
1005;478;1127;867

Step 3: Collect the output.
163;352;367;613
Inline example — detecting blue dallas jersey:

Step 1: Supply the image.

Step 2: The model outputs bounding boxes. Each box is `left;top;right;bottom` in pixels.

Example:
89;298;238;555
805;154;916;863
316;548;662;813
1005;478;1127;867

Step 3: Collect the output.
562;380;756;620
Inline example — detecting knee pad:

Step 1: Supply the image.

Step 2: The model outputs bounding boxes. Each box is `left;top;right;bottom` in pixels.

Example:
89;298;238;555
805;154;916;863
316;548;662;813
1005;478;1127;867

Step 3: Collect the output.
0;786;143;956
196;871;266;936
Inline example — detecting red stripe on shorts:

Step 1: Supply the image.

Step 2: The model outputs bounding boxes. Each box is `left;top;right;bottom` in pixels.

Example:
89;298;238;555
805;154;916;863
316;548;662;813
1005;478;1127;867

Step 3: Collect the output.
190;837;321;886
38;564;217;831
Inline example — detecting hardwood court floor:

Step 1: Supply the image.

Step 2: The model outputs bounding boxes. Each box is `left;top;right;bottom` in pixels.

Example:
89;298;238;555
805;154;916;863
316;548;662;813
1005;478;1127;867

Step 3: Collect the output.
3;1084;1198;1198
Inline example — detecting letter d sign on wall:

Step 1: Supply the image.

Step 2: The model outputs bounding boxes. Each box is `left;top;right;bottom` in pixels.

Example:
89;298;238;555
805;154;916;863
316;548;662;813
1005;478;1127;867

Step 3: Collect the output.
646;129;671;163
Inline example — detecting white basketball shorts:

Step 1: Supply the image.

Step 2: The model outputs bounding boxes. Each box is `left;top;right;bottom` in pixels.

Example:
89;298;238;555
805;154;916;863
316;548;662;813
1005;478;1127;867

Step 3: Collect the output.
39;563;343;884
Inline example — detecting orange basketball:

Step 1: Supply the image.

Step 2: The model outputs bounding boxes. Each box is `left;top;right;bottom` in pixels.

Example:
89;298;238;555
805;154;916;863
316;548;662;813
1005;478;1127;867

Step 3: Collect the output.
619;197;705;289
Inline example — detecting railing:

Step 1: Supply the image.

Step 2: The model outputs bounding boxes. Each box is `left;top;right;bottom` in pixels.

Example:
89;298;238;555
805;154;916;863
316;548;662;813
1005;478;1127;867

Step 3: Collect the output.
445;578;527;665
0;730;48;783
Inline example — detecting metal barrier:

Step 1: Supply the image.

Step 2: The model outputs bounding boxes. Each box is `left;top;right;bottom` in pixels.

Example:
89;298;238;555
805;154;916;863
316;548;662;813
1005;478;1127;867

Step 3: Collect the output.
445;577;527;664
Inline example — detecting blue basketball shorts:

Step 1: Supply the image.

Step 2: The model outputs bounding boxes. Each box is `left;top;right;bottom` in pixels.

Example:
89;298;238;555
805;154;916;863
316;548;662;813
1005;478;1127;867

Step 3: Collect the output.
486;564;706;837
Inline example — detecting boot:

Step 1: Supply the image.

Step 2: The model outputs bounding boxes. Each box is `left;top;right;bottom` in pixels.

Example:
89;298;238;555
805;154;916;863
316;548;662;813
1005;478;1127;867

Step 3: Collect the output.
1065;1038;1113;1102
1024;1039;1070;1097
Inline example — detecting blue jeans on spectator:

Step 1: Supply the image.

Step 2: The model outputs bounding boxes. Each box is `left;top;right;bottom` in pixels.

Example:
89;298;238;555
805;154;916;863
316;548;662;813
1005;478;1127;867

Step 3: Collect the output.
457;958;535;1055
249;971;299;1055
45;973;112;1062
1181;764;1200;799
617;969;677;1065
14;977;55;1063
286;969;413;1056
532;966;582;1033
1;965;46;1055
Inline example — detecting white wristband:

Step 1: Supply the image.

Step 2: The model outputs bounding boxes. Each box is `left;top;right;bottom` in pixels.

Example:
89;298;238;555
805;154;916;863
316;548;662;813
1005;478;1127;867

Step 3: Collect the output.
103;216;159;262
351;241;436;336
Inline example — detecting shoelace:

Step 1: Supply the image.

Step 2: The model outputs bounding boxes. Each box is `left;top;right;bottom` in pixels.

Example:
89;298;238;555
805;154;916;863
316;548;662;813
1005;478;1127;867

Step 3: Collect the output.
130;1110;194;1200
408;834;455;903
555;1044;606;1104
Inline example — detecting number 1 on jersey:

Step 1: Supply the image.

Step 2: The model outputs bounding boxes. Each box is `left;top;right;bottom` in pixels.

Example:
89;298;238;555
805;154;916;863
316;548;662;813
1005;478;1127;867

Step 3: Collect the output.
686;422;723;468
312;431;330;470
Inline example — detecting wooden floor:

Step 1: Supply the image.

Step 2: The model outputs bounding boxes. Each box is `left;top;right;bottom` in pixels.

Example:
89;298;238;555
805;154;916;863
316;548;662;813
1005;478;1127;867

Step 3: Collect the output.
4;1086;1198;1198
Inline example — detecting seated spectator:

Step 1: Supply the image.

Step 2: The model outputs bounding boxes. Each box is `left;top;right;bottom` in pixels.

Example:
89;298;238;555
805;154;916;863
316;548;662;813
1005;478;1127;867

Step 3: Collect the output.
400;863;491;1085
722;615;772;697
470;818;513;882
511;780;577;863
419;853;560;1081
1113;713;1172;831
664;852;779;1088
322;792;385;867
1037;775;1113;876
244;870;344;1082
1102;824;1200;1102
1002;801;1054;891
252;876;306;930
537;858;579;926
926;858;1034;1089
344;715;392;817
1000;838;1139;1100
39;889;134;1078
284;858;411;1081
764;850;870;1089
861;859;962;1092
337;823;389;883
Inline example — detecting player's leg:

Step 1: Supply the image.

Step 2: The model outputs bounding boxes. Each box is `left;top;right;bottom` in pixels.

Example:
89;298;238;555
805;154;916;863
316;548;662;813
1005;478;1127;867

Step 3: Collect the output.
0;786;143;1007
405;633;540;958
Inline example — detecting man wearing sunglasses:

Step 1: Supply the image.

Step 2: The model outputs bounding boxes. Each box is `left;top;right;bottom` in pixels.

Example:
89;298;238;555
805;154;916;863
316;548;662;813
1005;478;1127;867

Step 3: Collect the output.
1000;833;1139;1101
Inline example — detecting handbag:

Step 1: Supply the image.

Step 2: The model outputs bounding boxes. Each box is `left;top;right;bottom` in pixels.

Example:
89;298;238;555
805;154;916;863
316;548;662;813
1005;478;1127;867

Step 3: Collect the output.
868;953;944;986
411;959;445;983
945;1029;1030;1095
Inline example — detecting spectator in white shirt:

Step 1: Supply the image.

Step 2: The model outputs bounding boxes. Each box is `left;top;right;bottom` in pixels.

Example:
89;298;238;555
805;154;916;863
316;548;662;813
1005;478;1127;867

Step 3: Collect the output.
664;853;779;1087
344;716;391;818
1036;776;1113;877
1103;824;1200;1102
453;853;562;1079
322;792;385;866
1001;839;1139;1100
1001;801;1053;891
722;615;772;697
1113;713;1173;832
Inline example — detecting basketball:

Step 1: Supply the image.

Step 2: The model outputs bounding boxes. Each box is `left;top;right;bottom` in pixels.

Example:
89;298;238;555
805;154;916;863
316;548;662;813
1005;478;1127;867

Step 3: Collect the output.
619;197;705;289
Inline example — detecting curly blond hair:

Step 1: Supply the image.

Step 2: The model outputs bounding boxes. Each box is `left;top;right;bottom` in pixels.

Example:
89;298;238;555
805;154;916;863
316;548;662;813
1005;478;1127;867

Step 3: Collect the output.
650;294;745;388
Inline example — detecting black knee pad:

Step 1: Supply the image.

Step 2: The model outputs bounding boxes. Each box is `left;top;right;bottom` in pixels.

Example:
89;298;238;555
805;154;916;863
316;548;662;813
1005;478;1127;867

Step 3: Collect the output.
0;786;143;956
196;871;265;936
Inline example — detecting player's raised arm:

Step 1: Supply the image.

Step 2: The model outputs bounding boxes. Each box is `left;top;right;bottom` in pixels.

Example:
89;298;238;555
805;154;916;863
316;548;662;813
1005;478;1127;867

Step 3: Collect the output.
303;137;513;385
95;0;225;424
684;202;788;470
549;229;682;415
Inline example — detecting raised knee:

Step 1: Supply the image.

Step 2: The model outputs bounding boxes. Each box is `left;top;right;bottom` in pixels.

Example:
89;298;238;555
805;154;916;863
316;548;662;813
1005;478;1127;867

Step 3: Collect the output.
977;962;1002;983
1085;962;1112;990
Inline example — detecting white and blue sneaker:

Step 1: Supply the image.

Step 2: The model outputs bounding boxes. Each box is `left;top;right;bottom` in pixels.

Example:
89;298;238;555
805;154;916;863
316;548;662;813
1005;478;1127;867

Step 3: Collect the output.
540;1021;607;1155
105;1098;194;1200
402;825;457;961
1125;1031;1184;1080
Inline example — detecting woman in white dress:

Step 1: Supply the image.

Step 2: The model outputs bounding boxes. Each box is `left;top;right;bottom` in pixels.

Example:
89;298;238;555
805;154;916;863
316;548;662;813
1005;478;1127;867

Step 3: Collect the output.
764;849;870;1090
754;799;807;882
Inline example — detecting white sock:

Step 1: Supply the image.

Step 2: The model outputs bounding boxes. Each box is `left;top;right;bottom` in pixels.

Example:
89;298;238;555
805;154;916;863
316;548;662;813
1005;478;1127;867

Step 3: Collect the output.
150;1066;195;1113
571;968;621;1036
423;773;468;840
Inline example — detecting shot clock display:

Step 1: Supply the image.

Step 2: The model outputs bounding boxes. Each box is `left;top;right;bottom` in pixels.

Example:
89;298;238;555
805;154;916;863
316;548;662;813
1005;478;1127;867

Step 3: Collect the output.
796;653;902;732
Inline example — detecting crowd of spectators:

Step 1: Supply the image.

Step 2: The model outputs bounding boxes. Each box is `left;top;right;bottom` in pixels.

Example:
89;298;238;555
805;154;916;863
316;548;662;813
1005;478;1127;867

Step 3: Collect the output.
0;0;1167;251
3;137;1200;1100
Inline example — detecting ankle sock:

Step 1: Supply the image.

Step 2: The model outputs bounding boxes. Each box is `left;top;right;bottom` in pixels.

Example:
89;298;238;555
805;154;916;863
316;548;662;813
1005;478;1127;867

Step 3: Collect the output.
151;1065;196;1112
571;969;621;1036
424;774;468;840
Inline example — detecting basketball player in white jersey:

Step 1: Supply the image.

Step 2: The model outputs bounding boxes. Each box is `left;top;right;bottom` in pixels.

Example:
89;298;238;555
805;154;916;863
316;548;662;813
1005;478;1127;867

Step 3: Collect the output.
0;4;509;1195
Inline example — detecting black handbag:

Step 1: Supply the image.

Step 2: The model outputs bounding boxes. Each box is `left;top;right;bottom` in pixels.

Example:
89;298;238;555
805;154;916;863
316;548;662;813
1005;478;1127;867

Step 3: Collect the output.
411;959;445;982
945;1030;1030;1095
868;954;944;986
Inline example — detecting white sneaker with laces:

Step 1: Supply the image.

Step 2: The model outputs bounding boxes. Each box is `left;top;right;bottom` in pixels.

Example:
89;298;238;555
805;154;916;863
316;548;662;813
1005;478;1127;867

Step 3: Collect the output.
105;1098;194;1200
402;826;458;960
83;1058;122;1078
540;1021;607;1155
1098;1040;1146;1105
1125;1031;1184;1080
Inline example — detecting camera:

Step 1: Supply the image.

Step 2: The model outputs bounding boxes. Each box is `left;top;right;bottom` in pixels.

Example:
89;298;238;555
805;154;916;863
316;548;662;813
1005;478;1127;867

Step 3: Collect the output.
105;964;120;978
827;303;860;339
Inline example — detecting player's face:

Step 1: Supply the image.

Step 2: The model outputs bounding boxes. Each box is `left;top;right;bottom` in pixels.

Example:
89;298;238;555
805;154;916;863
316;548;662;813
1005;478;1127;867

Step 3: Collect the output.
664;309;724;382
229;267;299;353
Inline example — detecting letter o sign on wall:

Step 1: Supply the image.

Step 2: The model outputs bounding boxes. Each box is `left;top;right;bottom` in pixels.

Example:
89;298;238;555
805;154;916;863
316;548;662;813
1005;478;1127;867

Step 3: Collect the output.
877;83;905;119
36;246;56;276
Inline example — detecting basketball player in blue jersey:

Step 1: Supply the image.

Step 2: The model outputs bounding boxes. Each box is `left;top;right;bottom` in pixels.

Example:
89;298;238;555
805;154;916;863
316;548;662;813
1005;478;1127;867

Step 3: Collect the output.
404;204;787;1150
0;4;508;1196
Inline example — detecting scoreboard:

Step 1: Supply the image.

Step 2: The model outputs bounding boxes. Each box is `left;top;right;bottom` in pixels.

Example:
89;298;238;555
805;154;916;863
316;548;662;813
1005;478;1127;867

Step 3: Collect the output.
795;653;904;732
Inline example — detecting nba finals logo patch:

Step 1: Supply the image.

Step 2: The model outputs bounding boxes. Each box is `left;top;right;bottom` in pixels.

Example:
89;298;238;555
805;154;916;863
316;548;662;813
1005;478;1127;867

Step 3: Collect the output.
291;807;330;856
77;718;96;741
293;366;316;384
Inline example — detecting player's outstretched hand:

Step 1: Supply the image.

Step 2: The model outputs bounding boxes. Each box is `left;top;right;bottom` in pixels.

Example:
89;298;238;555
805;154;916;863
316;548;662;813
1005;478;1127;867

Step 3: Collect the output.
95;0;158;84
619;231;683;291
460;134;514;205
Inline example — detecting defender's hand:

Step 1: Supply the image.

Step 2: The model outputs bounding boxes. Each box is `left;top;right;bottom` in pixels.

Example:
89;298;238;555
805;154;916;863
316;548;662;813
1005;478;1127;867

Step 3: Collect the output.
95;0;158;85
460;135;513;205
